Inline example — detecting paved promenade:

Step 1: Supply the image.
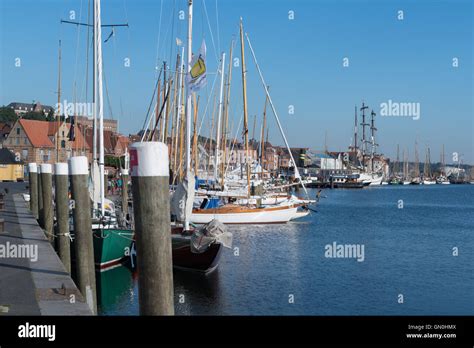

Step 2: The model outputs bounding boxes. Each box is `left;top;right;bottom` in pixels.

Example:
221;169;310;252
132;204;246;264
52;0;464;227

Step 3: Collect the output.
0;182;92;315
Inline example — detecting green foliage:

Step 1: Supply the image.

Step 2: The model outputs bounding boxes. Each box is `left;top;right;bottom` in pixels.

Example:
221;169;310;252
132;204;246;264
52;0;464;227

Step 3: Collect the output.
105;155;125;168
0;107;18;123
46;109;55;121
22;111;47;121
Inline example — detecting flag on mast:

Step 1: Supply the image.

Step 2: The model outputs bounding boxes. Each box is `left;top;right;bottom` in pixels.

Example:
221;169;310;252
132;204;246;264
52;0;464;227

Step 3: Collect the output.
187;40;207;92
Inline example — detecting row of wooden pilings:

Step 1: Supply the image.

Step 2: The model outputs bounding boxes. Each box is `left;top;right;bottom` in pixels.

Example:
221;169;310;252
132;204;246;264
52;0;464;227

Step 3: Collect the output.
26;142;174;315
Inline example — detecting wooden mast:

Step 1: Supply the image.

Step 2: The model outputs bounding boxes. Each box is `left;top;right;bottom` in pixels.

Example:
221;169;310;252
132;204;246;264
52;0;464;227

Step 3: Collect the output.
173;49;185;177
56;39;62;162
414;140;419;178
209;94;217;177
251;115;256;144
441;144;445;176
239;18;251;198
220;40;234;188
164;77;173;144
170;54;180;171
155;78;161;141
159;62;166;141
214;53;226;185
192;94;200;175
260;90;268;175
178;71;186;181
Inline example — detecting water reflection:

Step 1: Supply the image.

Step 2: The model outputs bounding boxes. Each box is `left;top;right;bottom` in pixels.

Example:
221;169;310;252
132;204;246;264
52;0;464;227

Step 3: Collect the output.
97;265;134;315
173;268;222;315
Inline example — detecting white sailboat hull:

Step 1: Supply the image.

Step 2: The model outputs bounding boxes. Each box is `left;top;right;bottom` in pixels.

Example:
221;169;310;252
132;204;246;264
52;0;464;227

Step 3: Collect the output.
356;172;384;186
290;210;310;220
236;196;289;206
191;206;301;224
368;176;383;186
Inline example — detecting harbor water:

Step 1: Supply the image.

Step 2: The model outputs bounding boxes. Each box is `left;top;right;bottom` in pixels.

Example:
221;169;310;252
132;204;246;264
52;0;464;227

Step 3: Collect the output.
98;185;474;315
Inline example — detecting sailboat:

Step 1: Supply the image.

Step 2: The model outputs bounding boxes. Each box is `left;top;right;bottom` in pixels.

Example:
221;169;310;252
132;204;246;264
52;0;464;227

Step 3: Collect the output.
166;0;232;273
89;0;133;270
352;104;384;186
422;147;436;185
389;145;403;185
410;141;421;185
64;0;132;271
437;145;450;184
401;149;411;184
189;18;311;224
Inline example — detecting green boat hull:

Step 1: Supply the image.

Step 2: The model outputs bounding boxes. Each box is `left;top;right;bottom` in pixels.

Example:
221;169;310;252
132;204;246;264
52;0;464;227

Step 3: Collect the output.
93;228;133;270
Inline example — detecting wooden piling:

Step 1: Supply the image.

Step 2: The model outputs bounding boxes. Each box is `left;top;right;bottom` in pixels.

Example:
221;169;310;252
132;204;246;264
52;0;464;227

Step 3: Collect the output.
130;142;174;315
28;163;39;219
40;164;54;242
54;163;71;274
121;169;129;218
69;156;97;315
37;165;44;227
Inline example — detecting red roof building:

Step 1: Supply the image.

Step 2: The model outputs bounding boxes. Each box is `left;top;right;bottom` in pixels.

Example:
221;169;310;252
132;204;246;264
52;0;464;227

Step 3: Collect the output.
4;119;90;164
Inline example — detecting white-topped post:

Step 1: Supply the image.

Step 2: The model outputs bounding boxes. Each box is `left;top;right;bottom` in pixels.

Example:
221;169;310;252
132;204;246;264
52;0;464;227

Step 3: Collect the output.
121;168;129;218
130;142;174;315
40;164;53;240
28;163;39;219
54;162;71;273
37;165;44;226
68;156;97;314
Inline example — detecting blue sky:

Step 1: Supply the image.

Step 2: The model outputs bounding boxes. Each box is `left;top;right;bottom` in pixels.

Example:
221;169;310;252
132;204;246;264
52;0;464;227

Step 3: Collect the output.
0;0;472;164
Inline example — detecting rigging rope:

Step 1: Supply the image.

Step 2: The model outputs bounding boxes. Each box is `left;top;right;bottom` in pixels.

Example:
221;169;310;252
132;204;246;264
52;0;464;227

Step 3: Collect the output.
72;0;84;114
154;0;164;78
197;68;219;136
202;0;219;64
215;0;221;56
140;68;163;140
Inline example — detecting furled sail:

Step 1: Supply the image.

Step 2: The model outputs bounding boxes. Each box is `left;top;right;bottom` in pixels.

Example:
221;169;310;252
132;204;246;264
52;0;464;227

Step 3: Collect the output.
171;171;195;223
89;160;101;209
191;219;233;253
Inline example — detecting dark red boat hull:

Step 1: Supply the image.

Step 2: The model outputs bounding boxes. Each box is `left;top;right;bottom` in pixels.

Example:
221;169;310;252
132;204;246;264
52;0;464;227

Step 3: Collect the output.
171;240;223;273
128;226;223;274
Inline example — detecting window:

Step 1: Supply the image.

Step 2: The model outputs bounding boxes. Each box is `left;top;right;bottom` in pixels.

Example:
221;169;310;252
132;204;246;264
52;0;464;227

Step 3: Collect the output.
62;131;65;137
61;140;66;148
24;138;27;145
16;128;20;135
22;149;28;160
16;138;19;145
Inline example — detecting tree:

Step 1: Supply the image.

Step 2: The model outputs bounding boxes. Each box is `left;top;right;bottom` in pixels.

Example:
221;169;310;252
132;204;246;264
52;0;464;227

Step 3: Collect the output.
46;109;55;121
0;107;18;123
105;155;125;168
22;111;47;121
